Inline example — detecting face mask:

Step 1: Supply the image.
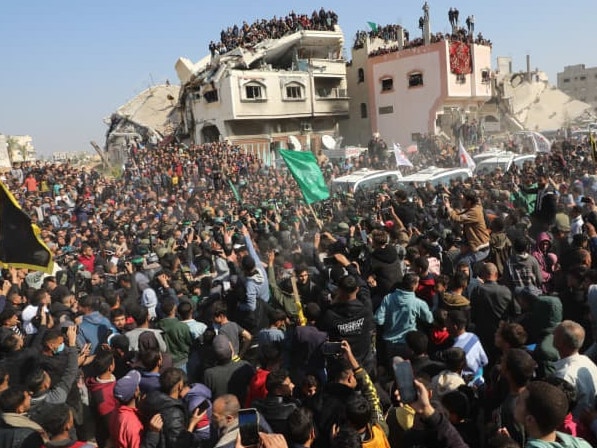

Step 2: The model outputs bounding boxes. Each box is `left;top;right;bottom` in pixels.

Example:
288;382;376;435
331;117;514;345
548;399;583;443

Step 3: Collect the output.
53;342;65;355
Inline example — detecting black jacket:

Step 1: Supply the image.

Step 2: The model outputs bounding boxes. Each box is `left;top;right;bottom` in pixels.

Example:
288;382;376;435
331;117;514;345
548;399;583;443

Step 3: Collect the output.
392;201;417;227
0;424;43;448
252;396;298;440
319;299;374;366
470;281;519;355
142;391;197;448
370;245;402;298
310;382;356;447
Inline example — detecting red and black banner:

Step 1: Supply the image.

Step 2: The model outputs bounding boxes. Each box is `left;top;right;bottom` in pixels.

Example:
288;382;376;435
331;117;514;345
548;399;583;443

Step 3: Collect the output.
450;42;472;75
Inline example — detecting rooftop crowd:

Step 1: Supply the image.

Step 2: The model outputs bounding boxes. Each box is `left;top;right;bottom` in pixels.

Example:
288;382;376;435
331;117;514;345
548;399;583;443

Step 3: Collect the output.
209;9;338;57
353;7;492;57
1;130;597;448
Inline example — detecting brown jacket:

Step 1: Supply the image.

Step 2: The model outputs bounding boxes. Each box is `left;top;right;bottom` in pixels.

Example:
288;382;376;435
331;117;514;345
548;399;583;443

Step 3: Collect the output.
448;204;490;252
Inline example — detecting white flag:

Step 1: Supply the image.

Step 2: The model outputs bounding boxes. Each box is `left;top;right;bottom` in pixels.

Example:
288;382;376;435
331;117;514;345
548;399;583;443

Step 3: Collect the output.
531;132;552;153
392;143;413;167
458;140;476;170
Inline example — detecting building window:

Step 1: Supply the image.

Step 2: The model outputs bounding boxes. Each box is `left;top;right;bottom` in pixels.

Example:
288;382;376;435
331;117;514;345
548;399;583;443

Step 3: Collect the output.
456;74;466;84
360;103;367;118
563;78;570;83
381;78;393;92
580;76;587;81
408;72;424;88
481;70;490;83
245;84;264;100
204;90;219;103
358;68;365;83
378;105;394;115
286;85;302;99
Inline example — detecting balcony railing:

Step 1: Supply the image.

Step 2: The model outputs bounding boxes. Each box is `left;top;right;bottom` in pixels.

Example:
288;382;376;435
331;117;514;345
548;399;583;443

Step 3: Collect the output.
315;87;349;99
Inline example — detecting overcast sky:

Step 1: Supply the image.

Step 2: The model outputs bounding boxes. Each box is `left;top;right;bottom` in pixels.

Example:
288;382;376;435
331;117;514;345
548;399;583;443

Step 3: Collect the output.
1;0;596;154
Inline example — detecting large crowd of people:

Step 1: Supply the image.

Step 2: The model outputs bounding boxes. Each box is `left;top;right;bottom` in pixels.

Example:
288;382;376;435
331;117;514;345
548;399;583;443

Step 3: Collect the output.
1;131;597;448
209;9;338;57
354;7;492;57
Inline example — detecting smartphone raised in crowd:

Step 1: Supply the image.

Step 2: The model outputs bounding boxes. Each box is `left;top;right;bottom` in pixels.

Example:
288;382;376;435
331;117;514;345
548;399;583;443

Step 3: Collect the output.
321;341;343;356
393;360;418;404
194;399;210;416
238;408;260;447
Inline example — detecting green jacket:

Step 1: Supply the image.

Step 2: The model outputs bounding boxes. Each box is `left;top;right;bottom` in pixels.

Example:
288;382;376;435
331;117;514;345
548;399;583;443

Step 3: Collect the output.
511;183;537;215
531;295;562;378
267;265;299;320
157;317;192;364
526;432;592;447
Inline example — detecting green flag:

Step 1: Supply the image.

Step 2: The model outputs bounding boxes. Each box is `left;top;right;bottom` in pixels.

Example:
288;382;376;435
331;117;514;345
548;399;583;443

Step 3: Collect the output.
227;179;241;203
280;150;329;204
367;21;378;32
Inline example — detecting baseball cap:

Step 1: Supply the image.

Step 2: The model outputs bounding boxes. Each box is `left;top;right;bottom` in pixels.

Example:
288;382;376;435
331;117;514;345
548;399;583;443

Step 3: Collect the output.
113;370;141;403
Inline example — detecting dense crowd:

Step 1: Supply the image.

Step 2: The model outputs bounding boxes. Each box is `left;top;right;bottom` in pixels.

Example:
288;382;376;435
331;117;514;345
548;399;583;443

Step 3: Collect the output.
355;7;491;58
209;9;338;57
1;132;597;448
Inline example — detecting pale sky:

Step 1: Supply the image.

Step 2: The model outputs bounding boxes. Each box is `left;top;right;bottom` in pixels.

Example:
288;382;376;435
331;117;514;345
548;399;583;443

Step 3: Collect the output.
1;0;596;154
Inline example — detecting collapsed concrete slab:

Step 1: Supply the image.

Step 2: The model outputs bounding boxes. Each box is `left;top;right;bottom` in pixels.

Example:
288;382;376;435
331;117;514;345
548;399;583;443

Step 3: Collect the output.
105;84;181;163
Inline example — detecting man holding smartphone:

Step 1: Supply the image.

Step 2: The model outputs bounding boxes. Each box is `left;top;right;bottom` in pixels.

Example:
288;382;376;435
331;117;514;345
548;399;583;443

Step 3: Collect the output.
312;341;386;446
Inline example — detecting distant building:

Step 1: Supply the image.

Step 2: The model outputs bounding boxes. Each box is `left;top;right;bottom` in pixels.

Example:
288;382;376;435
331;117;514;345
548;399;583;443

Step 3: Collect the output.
342;15;492;146
7;135;36;163
52;152;69;163
175;19;349;159
479;58;595;133
558;64;597;113
0;135;10;169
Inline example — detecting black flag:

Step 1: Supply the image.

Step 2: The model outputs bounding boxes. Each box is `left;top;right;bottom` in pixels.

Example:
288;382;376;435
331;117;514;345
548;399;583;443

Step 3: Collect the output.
0;182;53;272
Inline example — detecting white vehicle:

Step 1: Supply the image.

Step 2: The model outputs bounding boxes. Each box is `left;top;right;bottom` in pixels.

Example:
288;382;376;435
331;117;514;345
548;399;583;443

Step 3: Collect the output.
396;166;473;196
331;168;403;195
473;150;514;163
474;154;536;174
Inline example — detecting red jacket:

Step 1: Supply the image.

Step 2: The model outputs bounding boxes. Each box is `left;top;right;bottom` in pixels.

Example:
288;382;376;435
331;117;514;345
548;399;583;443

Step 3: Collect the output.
86;376;117;417
110;405;144;448
78;253;95;273
416;274;436;307
86;376;118;446
245;368;269;407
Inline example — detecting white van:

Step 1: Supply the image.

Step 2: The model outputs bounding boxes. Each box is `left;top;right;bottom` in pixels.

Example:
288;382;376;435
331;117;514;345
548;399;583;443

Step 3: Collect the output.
398;166;473;187
331;169;403;195
396;166;473;197
473;150;514;163
474;154;536;174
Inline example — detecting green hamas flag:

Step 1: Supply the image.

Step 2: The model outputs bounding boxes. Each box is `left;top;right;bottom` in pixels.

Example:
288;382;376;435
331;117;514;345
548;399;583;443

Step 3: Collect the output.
367;21;378;32
227;179;241;203
280;150;329;204
0;181;53;273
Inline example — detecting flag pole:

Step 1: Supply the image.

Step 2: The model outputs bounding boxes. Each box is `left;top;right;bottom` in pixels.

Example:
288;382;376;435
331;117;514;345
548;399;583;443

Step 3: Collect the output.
308;203;323;230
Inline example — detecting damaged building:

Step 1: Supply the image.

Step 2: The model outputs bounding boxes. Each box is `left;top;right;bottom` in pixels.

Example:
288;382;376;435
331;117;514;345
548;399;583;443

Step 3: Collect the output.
479;56;596;134
105;84;181;163
175;21;349;159
340;4;494;146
